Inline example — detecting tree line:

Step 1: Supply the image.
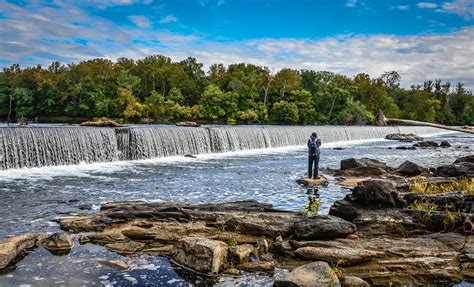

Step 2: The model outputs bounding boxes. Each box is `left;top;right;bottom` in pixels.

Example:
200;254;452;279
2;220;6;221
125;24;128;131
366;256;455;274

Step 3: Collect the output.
0;55;472;125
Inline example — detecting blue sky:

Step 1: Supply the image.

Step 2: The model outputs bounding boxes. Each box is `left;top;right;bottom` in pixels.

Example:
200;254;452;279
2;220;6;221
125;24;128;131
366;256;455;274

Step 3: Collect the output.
0;0;473;88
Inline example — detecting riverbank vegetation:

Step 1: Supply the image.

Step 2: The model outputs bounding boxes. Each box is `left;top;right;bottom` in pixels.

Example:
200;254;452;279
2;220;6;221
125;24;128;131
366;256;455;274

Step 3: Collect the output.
0;55;472;125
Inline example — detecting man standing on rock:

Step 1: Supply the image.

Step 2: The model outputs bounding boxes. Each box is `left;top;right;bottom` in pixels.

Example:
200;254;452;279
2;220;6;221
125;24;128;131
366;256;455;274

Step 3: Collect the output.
307;132;322;179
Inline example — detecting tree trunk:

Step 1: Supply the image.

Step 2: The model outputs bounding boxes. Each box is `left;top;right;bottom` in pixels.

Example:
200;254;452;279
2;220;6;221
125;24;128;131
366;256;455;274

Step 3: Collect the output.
386;118;474;134
7;94;12;125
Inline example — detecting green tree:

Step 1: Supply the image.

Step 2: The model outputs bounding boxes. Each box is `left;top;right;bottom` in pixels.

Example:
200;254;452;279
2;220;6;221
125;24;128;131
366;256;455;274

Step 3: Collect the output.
271;101;299;123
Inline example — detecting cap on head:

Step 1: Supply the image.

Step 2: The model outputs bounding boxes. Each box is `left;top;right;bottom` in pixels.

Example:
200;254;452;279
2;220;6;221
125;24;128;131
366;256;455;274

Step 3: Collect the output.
311;132;317;138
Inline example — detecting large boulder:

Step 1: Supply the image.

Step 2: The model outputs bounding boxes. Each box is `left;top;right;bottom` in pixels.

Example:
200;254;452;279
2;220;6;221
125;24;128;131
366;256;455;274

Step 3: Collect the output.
0;233;46;270
341;276;370;287
352;179;407;208
294;246;377;266
170;236;228;274
440;141;452;148
413;141;439;148
454;155;474;164
293;215;356;240
39;233;74;255
436;162;474;177
395;161;429;177
273;261;340;287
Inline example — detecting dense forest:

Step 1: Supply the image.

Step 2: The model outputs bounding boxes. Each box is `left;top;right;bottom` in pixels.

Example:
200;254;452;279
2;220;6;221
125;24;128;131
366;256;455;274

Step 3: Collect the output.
0;55;472;125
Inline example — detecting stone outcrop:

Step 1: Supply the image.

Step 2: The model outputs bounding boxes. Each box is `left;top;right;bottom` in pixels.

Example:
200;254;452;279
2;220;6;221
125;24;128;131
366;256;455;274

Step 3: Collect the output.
0;233;46;270
175;121;200;127
171;236;228;273
351;179;407;208
274;261;340;287
413;141;440;148
293;215;356;240
80;119;120;127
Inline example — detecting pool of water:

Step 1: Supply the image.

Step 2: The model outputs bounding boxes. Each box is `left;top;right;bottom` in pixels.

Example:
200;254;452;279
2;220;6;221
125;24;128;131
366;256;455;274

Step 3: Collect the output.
0;132;472;286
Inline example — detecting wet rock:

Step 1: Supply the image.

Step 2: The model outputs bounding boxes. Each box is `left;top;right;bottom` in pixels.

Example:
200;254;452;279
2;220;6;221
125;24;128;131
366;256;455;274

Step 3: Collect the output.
294;215;356;240
105;241;145;254
80;119;120;127
175;121;200;127
184;154;197;158
436;162;474;177
395;146;416;150
352;179;407;208
234;244;255;264
40;233;74;255
295;246;377;266
0;233;46;270
98;259;130;270
122;227;157;241
296;176;329;187
404;191;464;209
171;236;228;274
413;141;439;148
395;160;429;177
440;141;452;148
340;276;370;287
455;155;474;164
222;268;241;276
270;237;294;256
339;177;372;188
238;260;275;271
385;133;423;142
273;261;340;287
340;158;389;171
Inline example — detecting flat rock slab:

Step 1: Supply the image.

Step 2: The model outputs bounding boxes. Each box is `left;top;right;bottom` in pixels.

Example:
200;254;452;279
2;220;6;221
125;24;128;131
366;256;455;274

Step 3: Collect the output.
0;233;46;270
296;176;329;187
294;215;356;240
274;261;340;287
171;236;228;274
339;177;372;188
295;246;377;266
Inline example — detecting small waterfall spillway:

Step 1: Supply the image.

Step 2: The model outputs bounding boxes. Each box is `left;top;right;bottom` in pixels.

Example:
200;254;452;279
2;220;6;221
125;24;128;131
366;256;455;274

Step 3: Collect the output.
0;125;445;170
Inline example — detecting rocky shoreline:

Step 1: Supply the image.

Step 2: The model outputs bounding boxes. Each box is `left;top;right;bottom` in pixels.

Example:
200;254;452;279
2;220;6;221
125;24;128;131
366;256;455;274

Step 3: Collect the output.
1;154;473;286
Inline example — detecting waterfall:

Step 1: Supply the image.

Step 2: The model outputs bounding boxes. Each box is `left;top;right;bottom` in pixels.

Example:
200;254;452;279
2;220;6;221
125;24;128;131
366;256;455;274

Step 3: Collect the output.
0;127;119;170
0;125;444;170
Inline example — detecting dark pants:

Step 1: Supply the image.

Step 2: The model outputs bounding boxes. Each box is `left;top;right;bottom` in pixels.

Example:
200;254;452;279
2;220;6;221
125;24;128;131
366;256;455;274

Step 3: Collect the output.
308;155;320;178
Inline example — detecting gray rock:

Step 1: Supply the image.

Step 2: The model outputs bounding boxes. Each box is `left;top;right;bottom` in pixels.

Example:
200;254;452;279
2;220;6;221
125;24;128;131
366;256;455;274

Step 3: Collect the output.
340;158;388;171
294;215;356;240
273;261;340;287
171;236;228;274
454;155;474;164
352;179;407;208
385;133;423;142
40;233;74;255
440;141;452;148
0;233;46;270
396;160;429;176
413;141;439;148
341;276;370;287
295;246;377;266
436;162;474;177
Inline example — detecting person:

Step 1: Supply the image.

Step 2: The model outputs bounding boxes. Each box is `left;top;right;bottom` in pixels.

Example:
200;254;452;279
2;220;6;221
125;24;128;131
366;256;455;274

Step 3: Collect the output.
307;132;322;179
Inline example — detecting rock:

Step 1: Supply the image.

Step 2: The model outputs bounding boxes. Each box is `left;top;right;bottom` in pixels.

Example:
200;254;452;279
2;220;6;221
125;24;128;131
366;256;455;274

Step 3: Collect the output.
375;110;387;126
170;236;228;274
270;239;294;256
255;238;269;255
175;121;200;127
105;241;145;254
413;141;439;148
455;155;474;164
184;154;197;158
40;233;74;255
339;177;372;188
223;268;241;276
341;276;370;287
234;244;255;264
122;227;157;241
296;176;329;187
340;158;388;171
273;261;340;287
440;141;452;148
238;260;275;271
295;246;377;266
80;119;120;127
98;259;130;270
436;162;474;177
395;160;429;176
293;215;356;240
385;133;423;142
0;233;46;270
352;179;407;208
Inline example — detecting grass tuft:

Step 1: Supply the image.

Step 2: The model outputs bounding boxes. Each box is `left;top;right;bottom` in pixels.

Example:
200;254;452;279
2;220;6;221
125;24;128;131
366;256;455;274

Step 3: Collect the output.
409;177;474;195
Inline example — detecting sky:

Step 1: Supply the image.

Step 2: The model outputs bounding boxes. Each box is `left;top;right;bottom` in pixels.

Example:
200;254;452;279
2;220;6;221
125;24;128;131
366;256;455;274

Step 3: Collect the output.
0;0;473;89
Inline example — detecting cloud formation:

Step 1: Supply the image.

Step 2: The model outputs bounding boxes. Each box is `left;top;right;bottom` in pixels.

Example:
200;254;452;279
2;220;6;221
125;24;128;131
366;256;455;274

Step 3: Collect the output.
129;15;152;27
416;2;438;9
159;15;177;23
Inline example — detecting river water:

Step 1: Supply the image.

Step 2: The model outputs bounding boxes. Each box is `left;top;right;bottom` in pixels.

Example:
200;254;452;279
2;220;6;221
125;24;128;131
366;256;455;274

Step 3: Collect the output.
0;128;472;286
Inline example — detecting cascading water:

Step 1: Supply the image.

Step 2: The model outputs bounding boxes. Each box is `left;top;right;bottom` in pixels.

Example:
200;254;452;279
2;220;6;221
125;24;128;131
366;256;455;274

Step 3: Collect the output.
0;125;444;170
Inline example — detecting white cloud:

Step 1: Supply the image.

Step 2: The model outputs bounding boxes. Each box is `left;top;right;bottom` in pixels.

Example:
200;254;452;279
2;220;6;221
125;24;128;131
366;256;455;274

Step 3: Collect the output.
397;5;410;10
129;15;152;28
442;0;474;19
159;15;177;23
345;0;357;8
416;2;438;9
83;0;152;8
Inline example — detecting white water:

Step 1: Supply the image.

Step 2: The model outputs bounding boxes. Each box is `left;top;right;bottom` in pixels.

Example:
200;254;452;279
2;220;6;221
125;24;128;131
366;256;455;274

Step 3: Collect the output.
0;125;443;170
